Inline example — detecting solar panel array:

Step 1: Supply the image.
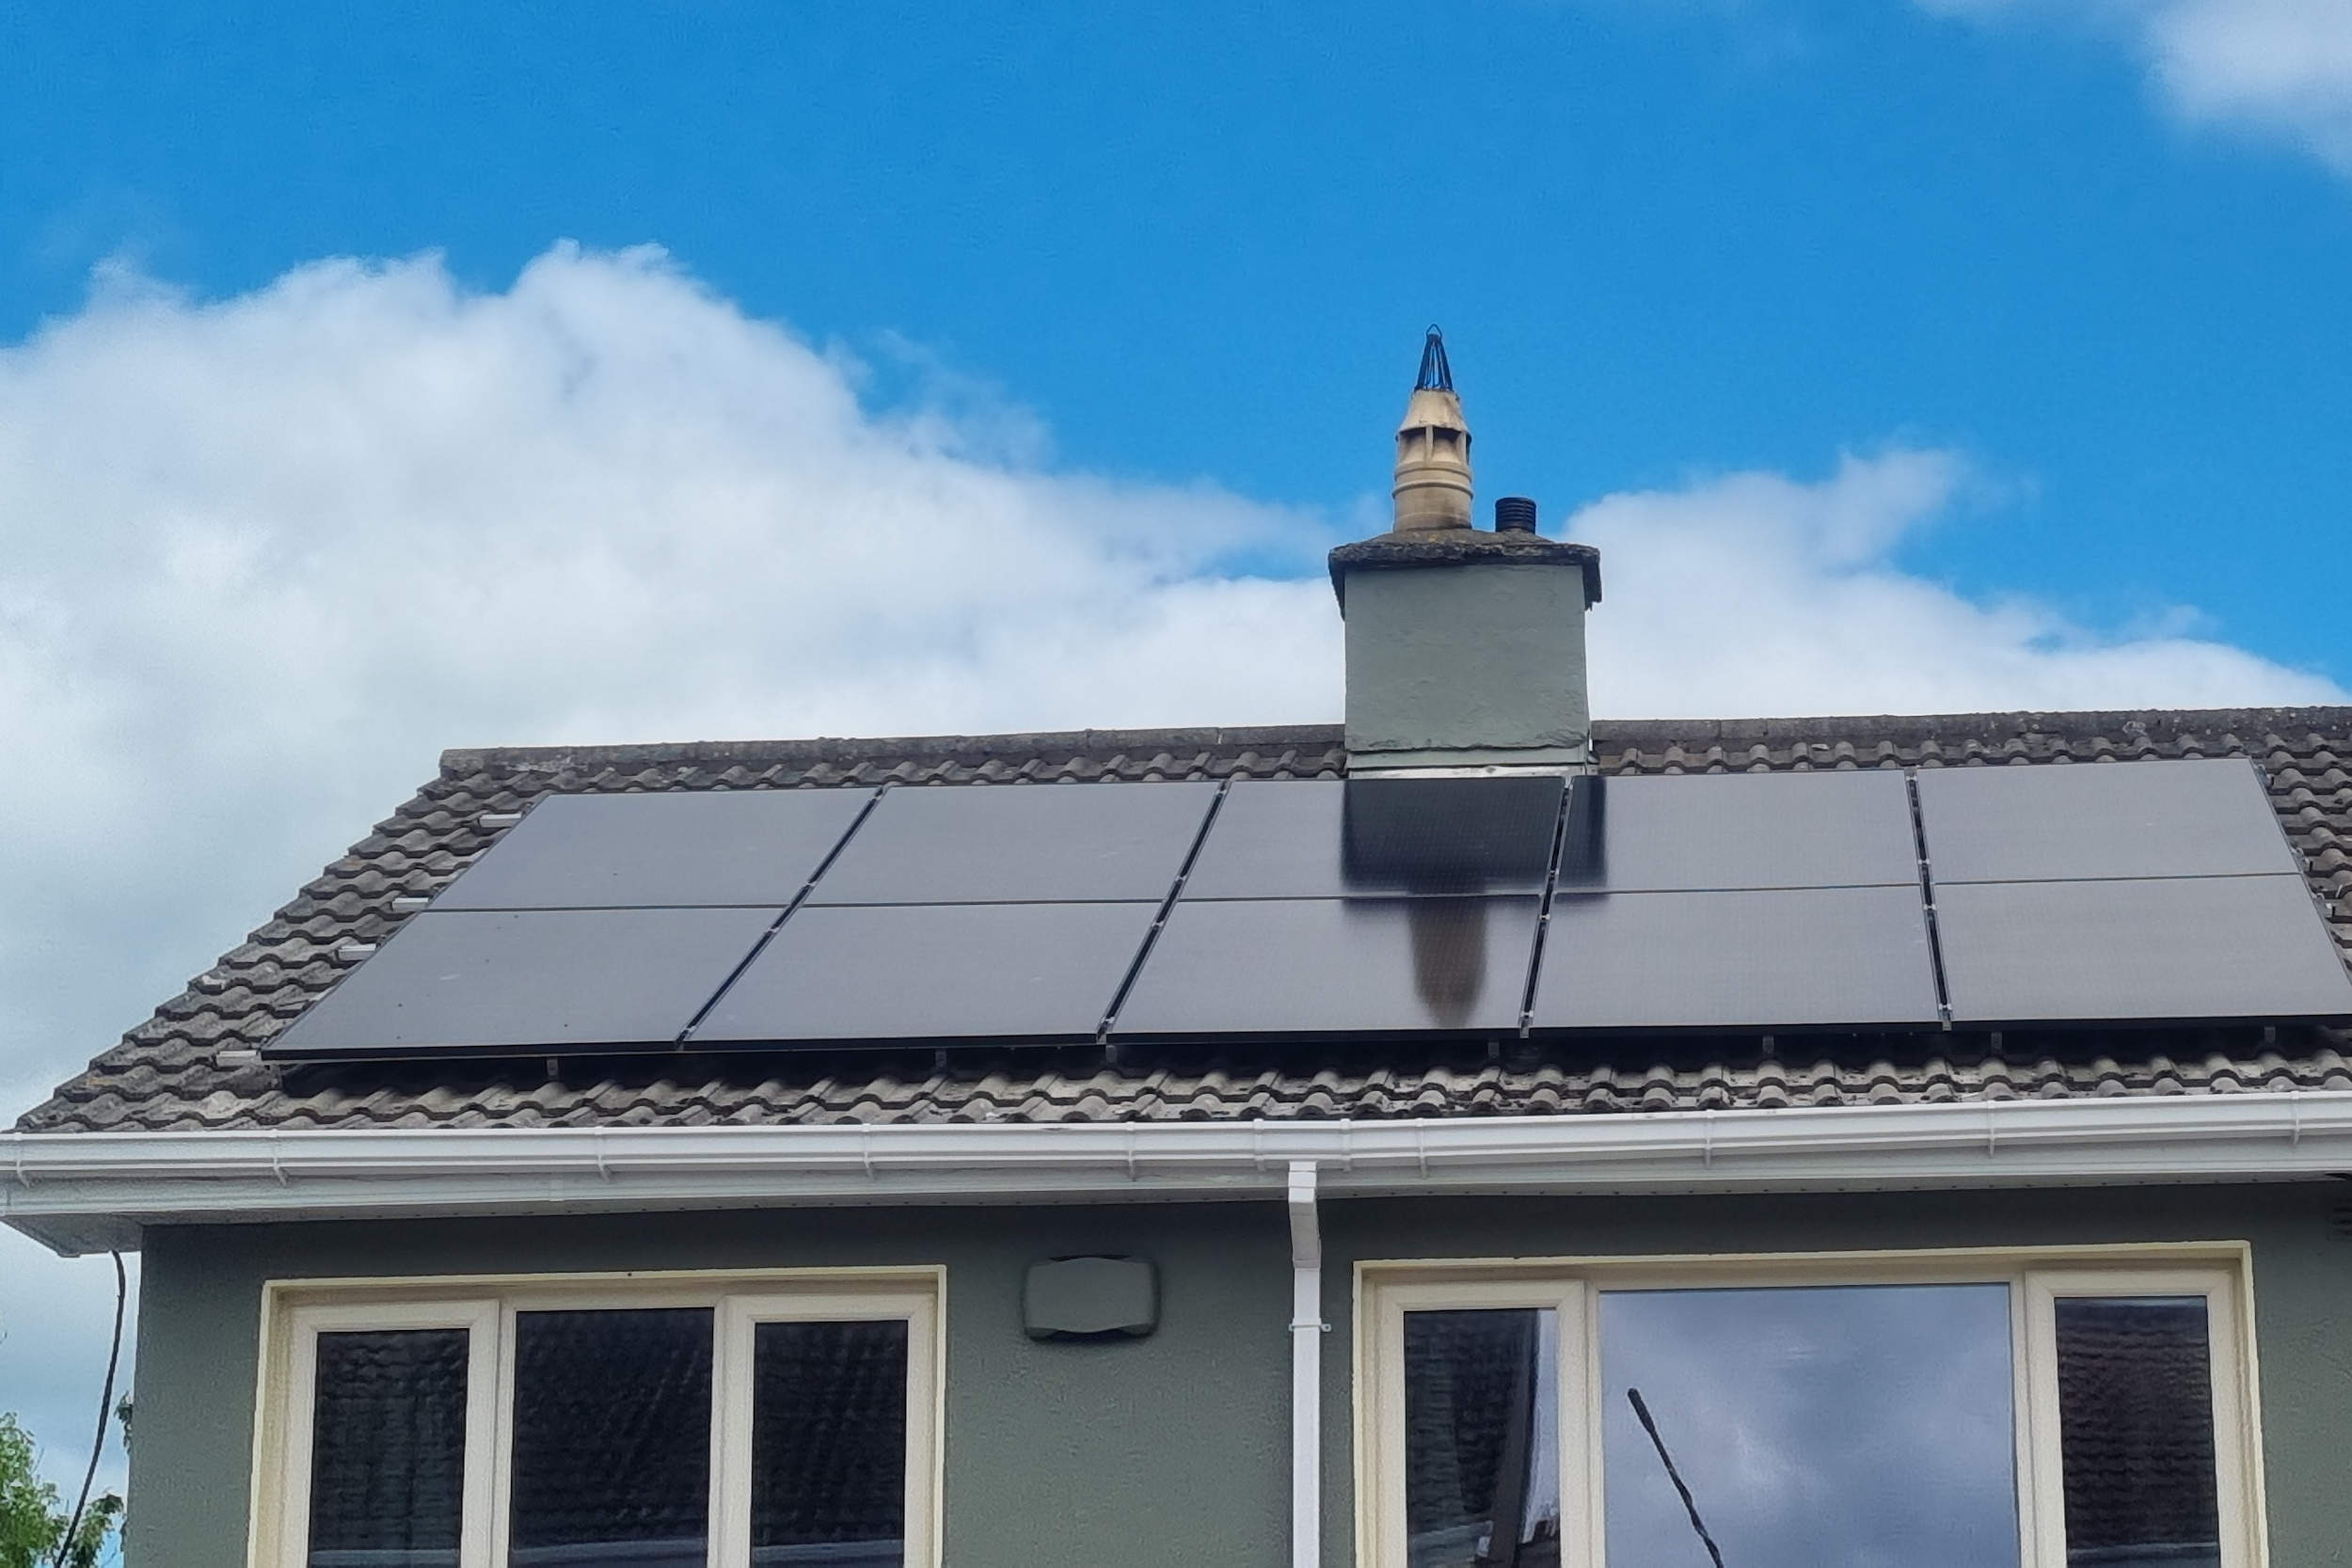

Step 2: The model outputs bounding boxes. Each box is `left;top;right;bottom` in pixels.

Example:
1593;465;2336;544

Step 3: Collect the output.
266;759;2352;1061
1914;760;2346;1023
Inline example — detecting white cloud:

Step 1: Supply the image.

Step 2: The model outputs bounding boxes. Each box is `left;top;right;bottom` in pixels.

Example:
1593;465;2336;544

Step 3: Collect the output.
1919;0;2352;170
1578;448;2340;715
0;241;2335;1497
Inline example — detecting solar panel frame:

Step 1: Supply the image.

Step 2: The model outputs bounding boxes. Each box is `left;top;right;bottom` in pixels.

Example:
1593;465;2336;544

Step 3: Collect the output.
1934;874;2352;1023
1551;769;1921;894
1528;885;1944;1032
805;783;1219;906
1914;758;2298;884
264;906;784;1058
692;900;1161;1046
1110;895;1542;1039
432;790;878;911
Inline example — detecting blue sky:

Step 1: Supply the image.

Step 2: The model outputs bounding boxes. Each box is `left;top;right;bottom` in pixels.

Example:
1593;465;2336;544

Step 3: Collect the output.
3;0;2351;1514
5;0;2350;672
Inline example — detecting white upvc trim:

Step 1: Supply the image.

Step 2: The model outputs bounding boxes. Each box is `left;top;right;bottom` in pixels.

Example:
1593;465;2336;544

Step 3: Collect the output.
1288;1162;1323;1568
9;1090;2352;1254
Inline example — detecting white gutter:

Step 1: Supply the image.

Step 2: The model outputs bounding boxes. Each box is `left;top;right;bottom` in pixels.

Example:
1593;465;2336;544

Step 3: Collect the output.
1288;1161;1322;1568
8;1091;2352;1255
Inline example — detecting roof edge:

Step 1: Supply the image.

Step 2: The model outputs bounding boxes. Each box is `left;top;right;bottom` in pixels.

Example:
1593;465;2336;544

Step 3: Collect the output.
9;1093;2351;1255
1593;705;2352;748
440;724;1349;777
439;706;2352;777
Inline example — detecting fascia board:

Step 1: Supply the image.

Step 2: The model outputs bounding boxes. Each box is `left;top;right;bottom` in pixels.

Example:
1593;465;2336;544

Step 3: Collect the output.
8;1093;2352;1256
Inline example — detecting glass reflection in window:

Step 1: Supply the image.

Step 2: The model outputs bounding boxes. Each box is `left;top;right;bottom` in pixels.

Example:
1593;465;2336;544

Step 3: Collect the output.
751;1319;911;1567
508;1307;713;1568
308;1328;469;1568
1600;1285;2019;1568
2055;1297;2221;1568
1402;1308;1563;1568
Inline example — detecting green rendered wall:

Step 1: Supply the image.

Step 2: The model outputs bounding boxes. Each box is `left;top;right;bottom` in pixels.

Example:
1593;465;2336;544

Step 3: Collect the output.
1341;561;1592;768
129;1183;2352;1568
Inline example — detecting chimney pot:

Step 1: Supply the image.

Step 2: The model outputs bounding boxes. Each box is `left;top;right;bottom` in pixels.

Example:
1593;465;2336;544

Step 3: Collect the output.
1493;497;1538;534
1392;326;1475;533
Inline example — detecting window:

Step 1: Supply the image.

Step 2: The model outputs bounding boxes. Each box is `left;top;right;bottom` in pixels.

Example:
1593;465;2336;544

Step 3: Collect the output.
253;1271;942;1568
1360;1251;2261;1568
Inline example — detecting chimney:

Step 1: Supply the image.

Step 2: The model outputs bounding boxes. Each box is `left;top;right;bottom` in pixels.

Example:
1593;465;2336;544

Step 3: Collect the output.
1328;327;1602;775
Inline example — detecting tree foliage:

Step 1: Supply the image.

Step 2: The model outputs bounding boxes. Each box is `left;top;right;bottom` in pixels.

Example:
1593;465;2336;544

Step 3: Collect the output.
0;1415;119;1568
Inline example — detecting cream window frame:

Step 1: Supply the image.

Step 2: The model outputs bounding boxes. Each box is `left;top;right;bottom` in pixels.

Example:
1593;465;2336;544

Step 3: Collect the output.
1362;1277;1593;1568
709;1287;942;1568
256;1297;501;1568
249;1266;946;1568
2023;1265;2265;1568
1356;1243;2265;1568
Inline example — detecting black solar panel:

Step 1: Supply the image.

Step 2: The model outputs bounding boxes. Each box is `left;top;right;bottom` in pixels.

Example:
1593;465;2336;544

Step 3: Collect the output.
267;908;781;1056
1113;895;1540;1037
694;902;1159;1045
1529;886;1942;1031
435;791;876;911
1553;770;1919;892
1915;759;2296;883
806;784;1216;905
1936;875;2352;1022
269;760;2352;1061
1182;777;1562;899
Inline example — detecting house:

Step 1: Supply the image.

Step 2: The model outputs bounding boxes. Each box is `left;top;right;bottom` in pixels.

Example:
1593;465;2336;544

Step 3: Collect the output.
8;330;2352;1568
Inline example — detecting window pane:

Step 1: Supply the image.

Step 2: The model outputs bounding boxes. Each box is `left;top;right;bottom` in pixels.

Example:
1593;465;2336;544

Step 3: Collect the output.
751;1320;911;1568
1402;1308;1563;1568
1600;1285;2018;1568
308;1328;469;1568
2055;1297;2221;1568
509;1308;713;1568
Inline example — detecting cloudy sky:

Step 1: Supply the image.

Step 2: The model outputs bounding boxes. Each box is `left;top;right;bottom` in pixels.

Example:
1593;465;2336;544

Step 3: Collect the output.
3;0;2348;1513
1603;1285;2020;1566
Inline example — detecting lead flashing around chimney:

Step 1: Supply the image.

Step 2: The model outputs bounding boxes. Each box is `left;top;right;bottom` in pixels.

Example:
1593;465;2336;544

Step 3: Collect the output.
1344;753;1586;778
1327;529;1602;608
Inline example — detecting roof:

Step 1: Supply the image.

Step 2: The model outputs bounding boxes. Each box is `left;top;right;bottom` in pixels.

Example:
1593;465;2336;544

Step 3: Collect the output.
17;708;2352;1135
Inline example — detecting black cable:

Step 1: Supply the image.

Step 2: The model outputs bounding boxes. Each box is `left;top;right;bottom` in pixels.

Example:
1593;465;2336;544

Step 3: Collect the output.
54;1252;127;1568
1627;1386;1726;1568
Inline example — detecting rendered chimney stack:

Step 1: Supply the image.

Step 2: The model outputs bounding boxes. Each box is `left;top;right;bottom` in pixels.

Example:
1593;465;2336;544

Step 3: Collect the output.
1328;328;1603;775
1391;327;1474;531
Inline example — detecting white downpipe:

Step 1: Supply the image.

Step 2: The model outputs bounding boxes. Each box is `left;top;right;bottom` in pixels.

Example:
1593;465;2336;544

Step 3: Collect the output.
1288;1160;1323;1568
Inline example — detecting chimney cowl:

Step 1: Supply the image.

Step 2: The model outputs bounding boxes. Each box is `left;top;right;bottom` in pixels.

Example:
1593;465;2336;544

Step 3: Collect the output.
1391;326;1474;533
1333;328;1603;774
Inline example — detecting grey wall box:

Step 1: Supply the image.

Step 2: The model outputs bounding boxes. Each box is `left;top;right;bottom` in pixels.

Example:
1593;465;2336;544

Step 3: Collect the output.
1023;1257;1159;1340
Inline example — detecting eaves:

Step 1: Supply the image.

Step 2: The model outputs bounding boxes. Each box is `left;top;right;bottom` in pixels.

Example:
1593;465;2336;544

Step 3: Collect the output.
8;1090;2352;1255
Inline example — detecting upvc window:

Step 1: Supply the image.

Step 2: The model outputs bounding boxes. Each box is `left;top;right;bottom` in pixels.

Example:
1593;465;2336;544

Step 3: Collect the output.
1359;1249;2262;1568
252;1269;942;1568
